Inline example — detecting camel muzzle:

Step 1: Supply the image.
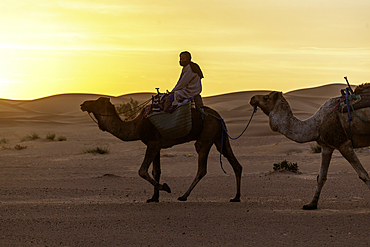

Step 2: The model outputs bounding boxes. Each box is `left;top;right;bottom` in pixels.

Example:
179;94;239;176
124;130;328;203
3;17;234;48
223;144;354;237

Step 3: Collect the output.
80;103;91;113
249;96;259;108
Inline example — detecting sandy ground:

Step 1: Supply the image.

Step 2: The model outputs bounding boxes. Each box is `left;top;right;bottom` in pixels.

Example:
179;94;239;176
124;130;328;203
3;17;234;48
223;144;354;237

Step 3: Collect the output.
1;84;370;246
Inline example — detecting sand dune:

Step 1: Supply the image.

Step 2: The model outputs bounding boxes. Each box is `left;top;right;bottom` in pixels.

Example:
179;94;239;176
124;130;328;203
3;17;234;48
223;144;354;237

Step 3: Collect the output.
2;83;370;246
0;83;351;128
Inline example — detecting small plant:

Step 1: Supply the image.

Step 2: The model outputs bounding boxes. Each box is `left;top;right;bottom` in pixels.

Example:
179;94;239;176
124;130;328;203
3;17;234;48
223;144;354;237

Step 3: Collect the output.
310;143;322;153
57;136;67;141
1;144;12;150
116;98;139;120
0;137;8;144
273;160;299;173
14;144;27;150
161;153;175;157
29;132;40;140
46;133;56;140
21;132;40;142
84;146;110;155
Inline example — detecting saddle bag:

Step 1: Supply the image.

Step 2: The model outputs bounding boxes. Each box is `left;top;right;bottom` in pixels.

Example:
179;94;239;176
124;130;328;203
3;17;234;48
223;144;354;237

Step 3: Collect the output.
147;102;192;139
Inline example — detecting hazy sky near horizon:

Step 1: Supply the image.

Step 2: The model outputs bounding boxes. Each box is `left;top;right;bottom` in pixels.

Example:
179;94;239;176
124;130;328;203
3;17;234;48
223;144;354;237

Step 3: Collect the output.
0;0;369;100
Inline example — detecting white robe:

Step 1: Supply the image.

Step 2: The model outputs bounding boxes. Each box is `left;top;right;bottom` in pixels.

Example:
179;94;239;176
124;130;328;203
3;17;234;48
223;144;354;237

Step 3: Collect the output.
171;64;202;105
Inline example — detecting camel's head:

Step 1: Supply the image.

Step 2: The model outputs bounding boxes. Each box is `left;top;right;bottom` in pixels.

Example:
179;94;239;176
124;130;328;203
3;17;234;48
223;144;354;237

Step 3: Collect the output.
81;97;117;131
80;97;116;115
250;91;284;115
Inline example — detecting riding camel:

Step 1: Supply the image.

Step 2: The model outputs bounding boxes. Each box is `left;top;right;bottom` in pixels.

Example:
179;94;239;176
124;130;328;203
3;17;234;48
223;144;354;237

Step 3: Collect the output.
250;84;370;209
80;97;242;202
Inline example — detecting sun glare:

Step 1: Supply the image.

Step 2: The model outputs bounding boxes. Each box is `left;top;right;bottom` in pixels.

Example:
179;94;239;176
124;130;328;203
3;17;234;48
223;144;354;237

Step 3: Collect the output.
0;1;368;100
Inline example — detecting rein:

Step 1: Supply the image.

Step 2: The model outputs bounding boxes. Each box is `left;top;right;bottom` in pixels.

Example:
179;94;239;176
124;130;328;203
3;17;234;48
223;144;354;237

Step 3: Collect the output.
120;98;152;120
86;98;152;125
88;112;99;124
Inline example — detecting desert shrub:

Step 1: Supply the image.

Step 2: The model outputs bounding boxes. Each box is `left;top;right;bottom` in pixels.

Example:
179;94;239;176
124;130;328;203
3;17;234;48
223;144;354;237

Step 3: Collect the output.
84;146;110;154
273;160;299;173
1;144;12;150
57;136;67;141
116;98;139;120
21;132;40;142
0;137;8;144
29;132;40;140
310;143;322;153
46;133;56;140
14;144;27;150
161;153;176;157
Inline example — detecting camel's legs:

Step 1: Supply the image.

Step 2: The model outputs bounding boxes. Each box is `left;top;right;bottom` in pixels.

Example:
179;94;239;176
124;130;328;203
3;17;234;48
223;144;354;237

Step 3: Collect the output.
214;136;242;202
138;146;171;193
303;145;334;210
147;151;161;203
178;141;213;201
338;140;370;189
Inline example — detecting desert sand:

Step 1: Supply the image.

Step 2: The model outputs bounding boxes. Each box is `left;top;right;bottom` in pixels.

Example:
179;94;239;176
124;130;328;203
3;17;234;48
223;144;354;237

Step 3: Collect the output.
1;83;370;246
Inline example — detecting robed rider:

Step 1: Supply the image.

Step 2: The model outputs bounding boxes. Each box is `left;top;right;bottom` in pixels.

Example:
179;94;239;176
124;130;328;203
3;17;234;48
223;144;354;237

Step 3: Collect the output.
170;51;204;107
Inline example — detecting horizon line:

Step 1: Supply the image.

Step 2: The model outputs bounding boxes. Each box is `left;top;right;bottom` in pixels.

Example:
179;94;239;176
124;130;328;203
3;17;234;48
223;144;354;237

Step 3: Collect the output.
0;82;352;101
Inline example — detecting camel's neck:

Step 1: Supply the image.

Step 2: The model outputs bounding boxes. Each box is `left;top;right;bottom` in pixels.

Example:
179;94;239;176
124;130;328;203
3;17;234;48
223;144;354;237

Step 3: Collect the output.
268;98;336;143
94;111;141;141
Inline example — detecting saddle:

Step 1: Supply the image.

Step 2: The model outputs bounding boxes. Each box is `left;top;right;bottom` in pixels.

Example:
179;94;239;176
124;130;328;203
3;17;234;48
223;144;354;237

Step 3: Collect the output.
150;93;203;113
339;93;370;113
144;91;203;139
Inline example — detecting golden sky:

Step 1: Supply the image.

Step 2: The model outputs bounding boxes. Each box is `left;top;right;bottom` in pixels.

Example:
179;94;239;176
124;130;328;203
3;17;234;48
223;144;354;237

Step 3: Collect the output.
0;0;369;100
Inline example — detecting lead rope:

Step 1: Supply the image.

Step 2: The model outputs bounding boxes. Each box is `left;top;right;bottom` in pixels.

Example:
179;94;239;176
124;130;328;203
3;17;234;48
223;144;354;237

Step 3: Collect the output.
218;106;257;173
195;105;257;173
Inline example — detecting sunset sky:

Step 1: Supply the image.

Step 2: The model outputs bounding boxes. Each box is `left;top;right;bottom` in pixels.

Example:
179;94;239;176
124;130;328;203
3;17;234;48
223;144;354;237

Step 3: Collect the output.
0;0;369;100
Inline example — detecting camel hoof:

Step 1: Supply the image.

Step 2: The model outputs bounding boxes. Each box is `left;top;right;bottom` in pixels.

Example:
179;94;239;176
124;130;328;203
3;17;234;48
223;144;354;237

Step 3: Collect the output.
178;196;187;201
146;198;159;203
162;183;171;193
230;198;240;202
302;204;318;210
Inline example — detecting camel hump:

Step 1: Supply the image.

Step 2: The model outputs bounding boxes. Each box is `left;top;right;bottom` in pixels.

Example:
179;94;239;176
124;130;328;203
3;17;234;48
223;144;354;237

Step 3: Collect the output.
354;83;370;94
